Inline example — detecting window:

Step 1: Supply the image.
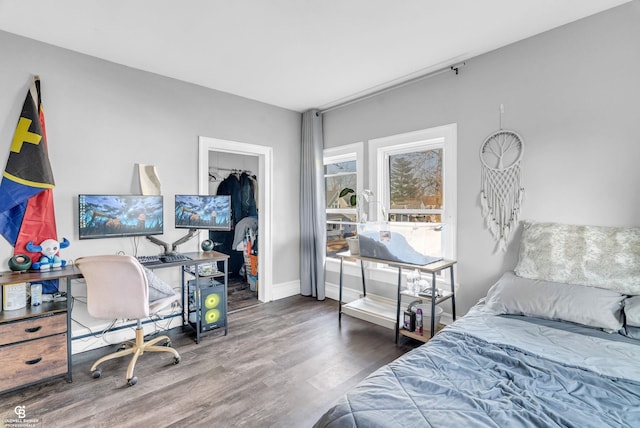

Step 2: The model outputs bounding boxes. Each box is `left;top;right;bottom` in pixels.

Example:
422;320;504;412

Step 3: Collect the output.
324;143;363;257
371;124;457;261
323;124;456;265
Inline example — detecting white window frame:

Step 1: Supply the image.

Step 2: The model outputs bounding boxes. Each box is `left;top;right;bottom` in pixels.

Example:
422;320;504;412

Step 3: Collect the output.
368;124;457;282
324;144;363;219
324;142;364;267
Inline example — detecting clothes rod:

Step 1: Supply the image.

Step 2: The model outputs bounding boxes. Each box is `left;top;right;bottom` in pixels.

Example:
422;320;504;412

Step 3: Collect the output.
319;61;466;114
210;167;253;173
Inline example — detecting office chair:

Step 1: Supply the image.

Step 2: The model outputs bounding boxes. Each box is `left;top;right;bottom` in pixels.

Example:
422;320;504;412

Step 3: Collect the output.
75;255;181;386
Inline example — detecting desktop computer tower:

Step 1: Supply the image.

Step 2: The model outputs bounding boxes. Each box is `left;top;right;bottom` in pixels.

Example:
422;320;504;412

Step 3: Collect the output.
188;278;227;332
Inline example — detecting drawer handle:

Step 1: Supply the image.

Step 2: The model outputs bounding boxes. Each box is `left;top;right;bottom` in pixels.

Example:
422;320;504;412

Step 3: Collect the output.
25;326;43;333
25;357;43;365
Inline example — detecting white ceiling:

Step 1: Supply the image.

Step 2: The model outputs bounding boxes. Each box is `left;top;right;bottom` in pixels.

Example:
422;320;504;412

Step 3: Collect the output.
0;0;630;112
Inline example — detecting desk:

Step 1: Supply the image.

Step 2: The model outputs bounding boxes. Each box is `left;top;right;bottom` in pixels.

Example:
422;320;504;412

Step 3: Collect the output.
0;251;227;394
337;251;456;343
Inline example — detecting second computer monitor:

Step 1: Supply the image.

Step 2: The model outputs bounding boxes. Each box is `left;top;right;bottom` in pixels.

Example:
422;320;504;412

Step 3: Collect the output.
175;195;231;231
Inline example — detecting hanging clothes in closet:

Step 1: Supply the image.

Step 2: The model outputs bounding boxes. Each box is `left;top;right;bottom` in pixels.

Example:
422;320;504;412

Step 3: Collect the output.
210;170;258;278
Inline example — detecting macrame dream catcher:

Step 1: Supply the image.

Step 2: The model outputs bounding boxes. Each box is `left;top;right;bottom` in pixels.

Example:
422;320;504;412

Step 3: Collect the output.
480;129;524;252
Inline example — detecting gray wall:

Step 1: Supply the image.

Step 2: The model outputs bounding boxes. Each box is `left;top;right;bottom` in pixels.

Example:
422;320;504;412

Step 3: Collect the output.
324;2;640;314
0;30;301;290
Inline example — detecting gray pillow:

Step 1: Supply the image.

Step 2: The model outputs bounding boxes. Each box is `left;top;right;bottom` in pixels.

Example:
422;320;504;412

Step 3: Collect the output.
622;325;640;340
485;271;625;331
144;267;178;302
624;295;640;327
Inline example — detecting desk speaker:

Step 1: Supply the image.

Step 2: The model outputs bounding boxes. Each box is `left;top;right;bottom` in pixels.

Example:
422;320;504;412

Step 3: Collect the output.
8;254;31;271
201;239;214;251
199;281;226;332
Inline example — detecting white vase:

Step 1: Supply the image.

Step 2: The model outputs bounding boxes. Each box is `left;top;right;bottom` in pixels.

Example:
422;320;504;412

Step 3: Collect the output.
346;237;360;255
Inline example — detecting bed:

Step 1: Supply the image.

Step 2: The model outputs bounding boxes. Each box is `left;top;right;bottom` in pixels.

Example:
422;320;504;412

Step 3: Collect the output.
315;222;640;428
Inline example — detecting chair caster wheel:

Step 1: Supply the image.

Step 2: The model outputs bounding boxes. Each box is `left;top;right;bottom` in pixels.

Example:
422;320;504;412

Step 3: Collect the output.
163;340;172;347
173;357;181;365
91;369;102;379
127;376;138;386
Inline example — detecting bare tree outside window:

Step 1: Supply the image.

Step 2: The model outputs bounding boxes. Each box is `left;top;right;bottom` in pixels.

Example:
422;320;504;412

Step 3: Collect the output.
389;149;442;222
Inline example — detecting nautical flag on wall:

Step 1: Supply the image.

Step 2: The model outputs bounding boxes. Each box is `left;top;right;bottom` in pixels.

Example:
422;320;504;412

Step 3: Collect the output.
0;76;59;270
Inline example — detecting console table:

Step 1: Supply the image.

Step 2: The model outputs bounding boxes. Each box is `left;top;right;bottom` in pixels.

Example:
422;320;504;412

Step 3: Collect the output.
337;251;456;343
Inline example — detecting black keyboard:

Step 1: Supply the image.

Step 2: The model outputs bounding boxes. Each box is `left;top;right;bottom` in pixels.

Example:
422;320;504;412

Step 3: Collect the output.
159;254;192;263
136;254;192;266
136;255;163;266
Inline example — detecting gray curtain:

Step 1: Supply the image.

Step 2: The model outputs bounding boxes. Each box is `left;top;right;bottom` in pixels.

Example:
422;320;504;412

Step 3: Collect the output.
300;109;326;300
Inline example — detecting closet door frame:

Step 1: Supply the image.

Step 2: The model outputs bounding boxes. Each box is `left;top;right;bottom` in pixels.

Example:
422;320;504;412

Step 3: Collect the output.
198;136;273;303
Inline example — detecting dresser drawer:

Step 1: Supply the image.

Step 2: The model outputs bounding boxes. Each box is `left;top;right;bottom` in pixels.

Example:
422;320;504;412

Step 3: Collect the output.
0;333;67;392
0;313;67;346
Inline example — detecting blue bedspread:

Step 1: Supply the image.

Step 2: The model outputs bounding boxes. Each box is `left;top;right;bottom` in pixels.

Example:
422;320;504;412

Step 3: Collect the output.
315;308;640;428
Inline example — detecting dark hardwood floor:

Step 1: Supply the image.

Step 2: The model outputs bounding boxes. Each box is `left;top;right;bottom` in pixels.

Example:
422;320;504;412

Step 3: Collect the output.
1;295;419;427
227;274;260;313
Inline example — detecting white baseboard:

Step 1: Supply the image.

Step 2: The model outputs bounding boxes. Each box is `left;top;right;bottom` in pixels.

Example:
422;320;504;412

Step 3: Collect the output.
325;280;361;302
270;279;300;301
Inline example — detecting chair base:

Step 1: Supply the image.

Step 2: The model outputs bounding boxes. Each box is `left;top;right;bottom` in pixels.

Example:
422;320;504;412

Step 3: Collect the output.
90;324;180;385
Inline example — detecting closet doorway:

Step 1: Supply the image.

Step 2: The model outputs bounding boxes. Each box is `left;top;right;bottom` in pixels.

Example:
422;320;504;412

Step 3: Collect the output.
198;137;273;305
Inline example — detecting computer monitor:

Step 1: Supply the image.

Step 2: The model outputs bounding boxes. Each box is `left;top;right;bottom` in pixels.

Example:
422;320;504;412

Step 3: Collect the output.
175;195;231;231
78;194;164;239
